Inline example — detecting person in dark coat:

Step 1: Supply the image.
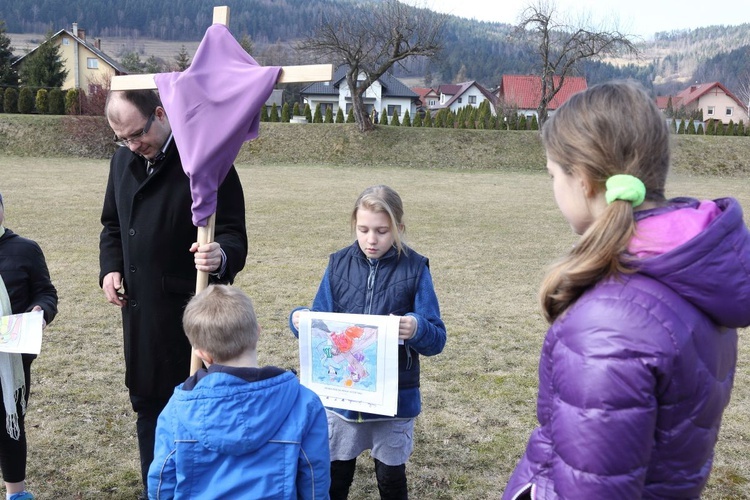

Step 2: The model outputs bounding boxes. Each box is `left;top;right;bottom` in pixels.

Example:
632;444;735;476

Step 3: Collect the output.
0;191;58;500
98;89;247;495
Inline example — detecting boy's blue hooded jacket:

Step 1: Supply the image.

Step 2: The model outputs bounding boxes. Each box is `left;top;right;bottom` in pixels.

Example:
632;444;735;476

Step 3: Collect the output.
148;366;330;499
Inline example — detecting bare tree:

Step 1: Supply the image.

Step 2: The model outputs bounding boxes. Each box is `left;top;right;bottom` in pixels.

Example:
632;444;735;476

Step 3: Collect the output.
516;0;639;124
296;0;446;132
736;72;750;118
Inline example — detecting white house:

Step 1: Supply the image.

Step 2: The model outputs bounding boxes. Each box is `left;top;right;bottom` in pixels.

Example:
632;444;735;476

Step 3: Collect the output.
435;81;497;115
655;82;749;125
300;65;418;122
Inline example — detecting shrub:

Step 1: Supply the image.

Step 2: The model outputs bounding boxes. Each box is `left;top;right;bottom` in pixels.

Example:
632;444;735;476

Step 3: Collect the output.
346;108;355;123
413;112;422;127
48;88;65;115
304;104;312;122
270;103;279;122
390;110;400;126
677;120;685;134
313;104;322;123
35;88;49;114
380;108;388;125
260;104;268;122
65;88;83;115
402;110;411;127
335;107;344;123
18;87;35;113
423;111;432;127
324;106;333;123
281;102;290;122
292;102;300;116
4;88;18;113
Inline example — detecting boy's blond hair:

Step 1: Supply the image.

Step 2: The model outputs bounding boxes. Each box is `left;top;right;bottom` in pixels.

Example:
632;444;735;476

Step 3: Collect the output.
182;285;259;363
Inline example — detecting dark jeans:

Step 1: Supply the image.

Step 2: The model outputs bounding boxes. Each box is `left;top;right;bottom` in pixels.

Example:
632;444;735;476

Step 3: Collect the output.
130;393;171;493
0;354;33;483
330;458;408;500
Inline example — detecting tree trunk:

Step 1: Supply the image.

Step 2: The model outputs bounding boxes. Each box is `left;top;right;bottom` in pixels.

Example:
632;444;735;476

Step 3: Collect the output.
349;81;374;132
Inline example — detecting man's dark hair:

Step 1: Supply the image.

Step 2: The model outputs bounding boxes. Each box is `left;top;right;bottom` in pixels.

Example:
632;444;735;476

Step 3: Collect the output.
105;89;163;118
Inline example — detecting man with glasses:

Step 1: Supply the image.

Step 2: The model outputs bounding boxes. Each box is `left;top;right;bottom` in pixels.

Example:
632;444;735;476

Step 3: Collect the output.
98;89;247;497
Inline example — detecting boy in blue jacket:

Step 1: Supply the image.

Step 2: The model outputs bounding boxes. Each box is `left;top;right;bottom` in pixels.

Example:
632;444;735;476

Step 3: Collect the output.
148;285;330;499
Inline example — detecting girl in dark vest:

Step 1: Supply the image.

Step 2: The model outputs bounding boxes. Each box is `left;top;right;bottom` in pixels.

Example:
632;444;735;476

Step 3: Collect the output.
290;185;446;500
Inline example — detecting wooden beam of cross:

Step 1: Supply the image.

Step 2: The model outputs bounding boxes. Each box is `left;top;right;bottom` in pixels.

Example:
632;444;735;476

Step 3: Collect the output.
111;6;332;90
109;6;332;375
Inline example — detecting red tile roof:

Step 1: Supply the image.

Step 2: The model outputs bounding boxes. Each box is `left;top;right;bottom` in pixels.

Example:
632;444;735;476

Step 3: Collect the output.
497;75;587;110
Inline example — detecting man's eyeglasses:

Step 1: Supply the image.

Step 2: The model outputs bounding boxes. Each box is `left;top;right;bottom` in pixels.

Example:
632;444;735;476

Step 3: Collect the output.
113;112;156;147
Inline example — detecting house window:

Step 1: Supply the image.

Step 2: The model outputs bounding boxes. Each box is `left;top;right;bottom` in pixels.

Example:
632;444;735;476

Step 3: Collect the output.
726;107;733;116
469;95;477;105
428;99;436;106
87;58;99;69
62;38;70;45
706;106;715;116
457;97;462;104
387;105;401;117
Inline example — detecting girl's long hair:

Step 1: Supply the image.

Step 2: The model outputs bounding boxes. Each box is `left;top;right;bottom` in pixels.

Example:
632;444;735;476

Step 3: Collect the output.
351;185;407;255
540;81;670;323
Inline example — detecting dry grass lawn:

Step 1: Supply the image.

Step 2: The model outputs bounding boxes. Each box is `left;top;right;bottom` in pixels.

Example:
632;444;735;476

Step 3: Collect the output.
1;157;749;499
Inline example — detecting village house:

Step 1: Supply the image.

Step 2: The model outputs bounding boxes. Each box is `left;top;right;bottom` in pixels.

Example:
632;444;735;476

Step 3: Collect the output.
300;65;418;122
12;23;127;93
430;80;497;115
655;82;749;125
495;74;588;119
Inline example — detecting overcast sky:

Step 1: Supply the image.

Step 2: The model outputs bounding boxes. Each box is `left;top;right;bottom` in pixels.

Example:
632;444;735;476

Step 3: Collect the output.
402;0;750;39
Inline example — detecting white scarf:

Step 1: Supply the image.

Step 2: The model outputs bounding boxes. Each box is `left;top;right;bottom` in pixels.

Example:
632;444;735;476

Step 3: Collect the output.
0;225;25;440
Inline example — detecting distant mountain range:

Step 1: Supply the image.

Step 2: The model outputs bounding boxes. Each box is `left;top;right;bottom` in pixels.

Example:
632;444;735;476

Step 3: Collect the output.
3;0;750;96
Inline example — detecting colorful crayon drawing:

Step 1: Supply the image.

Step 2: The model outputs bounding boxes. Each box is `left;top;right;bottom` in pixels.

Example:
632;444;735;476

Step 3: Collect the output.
0;314;22;348
311;320;379;391
298;311;399;416
0;310;44;354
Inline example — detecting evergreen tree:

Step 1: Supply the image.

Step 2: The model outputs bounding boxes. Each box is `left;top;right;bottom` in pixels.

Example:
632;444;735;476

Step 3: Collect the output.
324;106;333;123
292;102;300;116
466;108;476;129
65;88;82;114
48;88;64;114
120;51;145;73
18;87;34;113
665;96;674;118
144;55;162;73
696;124;704;135
18;30;68;88
270;102;279;122
489;115;498;129
174;45;191;71
346;108;355;123
677;120;685;134
239;34;254;56
390;110;400;126
738;120;745;136
281;102;290;122
518;114;527;130
728;120;736;136
413;112;422;127
304;104;312;122
445;110;455;128
4;87;17;113
530;115;539;131
706;118;715;135
457;107;466;129
0;21;18;89
260;104;268;122
671;119;677;134
35;88;48;114
686;120;696;135
335;107;345;123
423;110;432;127
313;104;323;123
402;109;411;126
380;108;388;125
508;112;518;130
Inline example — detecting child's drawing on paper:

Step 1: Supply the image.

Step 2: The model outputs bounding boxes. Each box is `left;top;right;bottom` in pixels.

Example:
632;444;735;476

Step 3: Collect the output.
0;314;22;348
310;319;379;391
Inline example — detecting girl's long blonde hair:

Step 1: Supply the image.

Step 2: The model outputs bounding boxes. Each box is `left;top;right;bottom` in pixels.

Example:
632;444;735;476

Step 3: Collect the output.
540;81;670;323
351;185;407;255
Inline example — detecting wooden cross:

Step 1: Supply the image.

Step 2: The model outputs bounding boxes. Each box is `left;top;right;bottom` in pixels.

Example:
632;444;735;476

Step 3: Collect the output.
110;6;332;375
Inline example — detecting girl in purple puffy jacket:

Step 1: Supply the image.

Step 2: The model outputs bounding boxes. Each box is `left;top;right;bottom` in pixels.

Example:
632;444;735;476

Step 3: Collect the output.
503;81;750;499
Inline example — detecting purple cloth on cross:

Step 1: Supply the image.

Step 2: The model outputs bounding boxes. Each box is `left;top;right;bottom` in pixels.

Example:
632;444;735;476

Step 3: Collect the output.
155;23;281;226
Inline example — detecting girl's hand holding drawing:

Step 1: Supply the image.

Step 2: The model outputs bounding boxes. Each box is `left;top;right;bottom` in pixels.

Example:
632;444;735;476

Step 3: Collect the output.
31;305;47;328
292;309;308;330
398;315;416;340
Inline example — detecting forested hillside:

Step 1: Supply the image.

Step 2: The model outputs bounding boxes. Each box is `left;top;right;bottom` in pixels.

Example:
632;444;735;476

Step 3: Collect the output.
3;0;750;96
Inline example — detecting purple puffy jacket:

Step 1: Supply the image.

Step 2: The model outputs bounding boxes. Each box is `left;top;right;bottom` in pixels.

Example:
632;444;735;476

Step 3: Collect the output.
504;198;750;499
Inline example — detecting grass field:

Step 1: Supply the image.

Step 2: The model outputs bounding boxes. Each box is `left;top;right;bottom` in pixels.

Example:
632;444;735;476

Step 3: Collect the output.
2;156;750;499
